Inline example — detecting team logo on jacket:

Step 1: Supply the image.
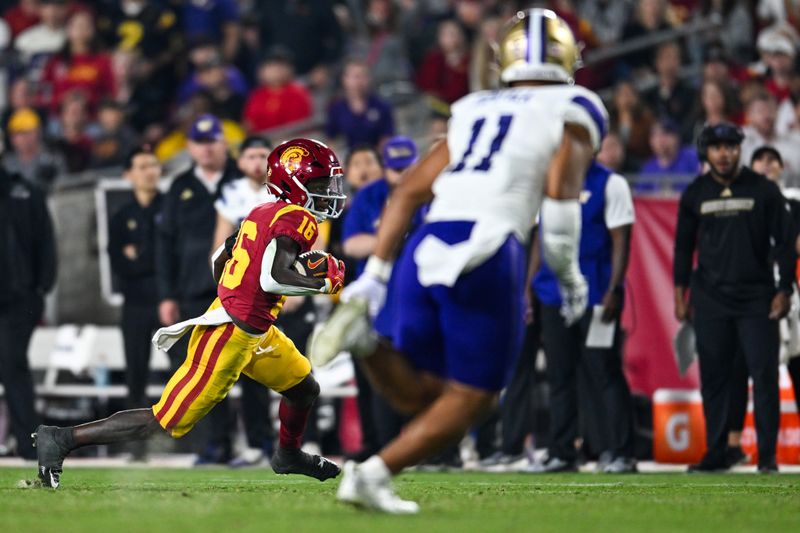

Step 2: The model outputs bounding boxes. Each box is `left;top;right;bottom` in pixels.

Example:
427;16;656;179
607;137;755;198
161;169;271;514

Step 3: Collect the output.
279;146;310;173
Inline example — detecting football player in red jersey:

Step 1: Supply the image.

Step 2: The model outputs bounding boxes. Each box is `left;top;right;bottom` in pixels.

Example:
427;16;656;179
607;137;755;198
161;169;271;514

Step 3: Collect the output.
33;139;347;488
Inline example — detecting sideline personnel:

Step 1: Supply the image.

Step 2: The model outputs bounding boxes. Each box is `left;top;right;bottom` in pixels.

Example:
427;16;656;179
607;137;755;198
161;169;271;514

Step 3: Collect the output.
155;114;240;463
109;146;163;412
0;165;56;459
673;123;795;473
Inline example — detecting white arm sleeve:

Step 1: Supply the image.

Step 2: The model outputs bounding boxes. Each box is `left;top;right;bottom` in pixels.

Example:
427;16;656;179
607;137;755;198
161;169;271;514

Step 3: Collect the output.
539;197;583;285
604;173;635;229
259;239;325;296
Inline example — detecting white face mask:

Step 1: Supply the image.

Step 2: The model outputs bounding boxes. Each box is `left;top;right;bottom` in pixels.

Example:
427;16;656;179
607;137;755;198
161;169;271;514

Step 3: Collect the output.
122;1;145;17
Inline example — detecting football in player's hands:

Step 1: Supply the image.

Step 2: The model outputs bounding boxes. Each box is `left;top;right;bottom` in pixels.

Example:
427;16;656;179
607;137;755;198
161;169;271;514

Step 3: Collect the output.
292;250;331;278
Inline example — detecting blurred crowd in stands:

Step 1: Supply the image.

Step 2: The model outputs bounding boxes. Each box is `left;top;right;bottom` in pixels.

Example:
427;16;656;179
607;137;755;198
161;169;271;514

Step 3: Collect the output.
4;0;800;466
2;0;800;191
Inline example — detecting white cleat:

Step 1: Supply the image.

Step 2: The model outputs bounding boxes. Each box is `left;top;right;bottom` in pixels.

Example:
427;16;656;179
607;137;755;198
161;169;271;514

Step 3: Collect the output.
336;460;420;514
309;298;375;367
336;461;360;504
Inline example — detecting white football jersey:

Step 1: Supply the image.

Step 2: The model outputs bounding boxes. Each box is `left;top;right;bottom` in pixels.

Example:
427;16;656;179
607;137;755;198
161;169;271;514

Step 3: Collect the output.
426;85;608;242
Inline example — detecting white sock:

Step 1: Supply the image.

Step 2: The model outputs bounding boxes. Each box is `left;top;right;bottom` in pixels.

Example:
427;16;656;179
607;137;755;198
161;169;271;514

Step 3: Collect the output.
360;455;391;480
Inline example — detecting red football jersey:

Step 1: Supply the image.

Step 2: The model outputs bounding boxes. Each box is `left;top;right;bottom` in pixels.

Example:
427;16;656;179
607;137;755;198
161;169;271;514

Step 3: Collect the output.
217;200;319;331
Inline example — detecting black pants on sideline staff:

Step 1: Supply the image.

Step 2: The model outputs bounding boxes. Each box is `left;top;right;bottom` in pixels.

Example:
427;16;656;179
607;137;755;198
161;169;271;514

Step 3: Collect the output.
353;351;406;454
540;305;635;461
499;319;540;456
726;348;749;435
121;303;160;408
0;294;42;459
694;313;780;464
789;357;800;414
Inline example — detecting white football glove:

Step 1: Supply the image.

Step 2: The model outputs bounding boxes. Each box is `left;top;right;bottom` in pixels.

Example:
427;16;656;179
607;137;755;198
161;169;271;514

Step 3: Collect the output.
559;274;588;326
341;256;393;319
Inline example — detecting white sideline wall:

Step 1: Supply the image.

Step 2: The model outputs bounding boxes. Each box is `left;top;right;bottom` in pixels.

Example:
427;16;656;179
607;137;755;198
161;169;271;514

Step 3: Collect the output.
0;326;356;399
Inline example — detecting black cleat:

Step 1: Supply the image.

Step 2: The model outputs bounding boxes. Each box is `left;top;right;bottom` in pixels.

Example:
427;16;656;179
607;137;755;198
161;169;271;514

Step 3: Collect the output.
32;425;69;489
724;446;749;468
687;456;729;473
271;448;341;481
757;459;779;474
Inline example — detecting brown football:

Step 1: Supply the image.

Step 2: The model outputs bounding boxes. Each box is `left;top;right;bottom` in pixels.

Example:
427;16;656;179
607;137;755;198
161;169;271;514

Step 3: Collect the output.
292;250;330;278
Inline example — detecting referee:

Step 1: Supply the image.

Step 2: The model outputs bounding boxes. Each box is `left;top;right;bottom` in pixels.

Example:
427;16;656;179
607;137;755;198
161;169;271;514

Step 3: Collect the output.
673;123;795;473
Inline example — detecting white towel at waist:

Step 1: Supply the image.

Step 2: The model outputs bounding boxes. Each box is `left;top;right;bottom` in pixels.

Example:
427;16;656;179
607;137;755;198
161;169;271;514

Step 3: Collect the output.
151;306;233;351
413;219;519;287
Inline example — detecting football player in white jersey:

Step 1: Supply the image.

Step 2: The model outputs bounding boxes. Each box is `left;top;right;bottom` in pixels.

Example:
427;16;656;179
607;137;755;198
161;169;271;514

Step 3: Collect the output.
315;9;608;513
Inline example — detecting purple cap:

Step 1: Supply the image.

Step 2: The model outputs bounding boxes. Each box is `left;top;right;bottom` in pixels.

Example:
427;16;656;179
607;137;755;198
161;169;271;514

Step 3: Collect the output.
382;135;418;170
189;114;223;142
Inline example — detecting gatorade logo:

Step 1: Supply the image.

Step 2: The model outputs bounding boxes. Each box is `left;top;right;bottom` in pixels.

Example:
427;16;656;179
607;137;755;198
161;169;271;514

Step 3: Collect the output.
666;413;690;451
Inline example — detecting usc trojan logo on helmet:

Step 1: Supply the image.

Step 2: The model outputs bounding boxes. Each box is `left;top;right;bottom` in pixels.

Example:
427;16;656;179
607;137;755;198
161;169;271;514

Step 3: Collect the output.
279;146;310;174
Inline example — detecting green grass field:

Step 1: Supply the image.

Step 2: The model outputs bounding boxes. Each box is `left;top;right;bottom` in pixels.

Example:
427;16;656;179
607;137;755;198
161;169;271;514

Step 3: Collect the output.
1;468;798;532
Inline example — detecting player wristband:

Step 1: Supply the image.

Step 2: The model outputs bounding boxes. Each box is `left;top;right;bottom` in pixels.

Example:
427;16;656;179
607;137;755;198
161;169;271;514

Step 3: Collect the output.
364;256;393;283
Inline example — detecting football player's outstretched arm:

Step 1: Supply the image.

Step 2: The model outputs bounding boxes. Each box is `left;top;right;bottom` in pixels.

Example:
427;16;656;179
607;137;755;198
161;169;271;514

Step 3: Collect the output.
262;236;344;295
342;139;448;316
540;123;595;325
373;139;449;262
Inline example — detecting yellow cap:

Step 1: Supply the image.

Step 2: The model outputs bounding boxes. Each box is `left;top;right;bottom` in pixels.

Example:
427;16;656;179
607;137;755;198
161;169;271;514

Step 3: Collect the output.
8;108;41;133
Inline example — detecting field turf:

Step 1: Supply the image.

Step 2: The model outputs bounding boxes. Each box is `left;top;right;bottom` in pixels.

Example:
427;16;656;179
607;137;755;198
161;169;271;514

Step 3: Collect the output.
1;468;798;532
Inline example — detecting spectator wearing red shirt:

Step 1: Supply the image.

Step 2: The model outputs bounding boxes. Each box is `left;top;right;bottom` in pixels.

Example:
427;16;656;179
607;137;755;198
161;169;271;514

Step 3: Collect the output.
4;0;40;39
40;9;116;117
242;49;312;133
416;19;470;106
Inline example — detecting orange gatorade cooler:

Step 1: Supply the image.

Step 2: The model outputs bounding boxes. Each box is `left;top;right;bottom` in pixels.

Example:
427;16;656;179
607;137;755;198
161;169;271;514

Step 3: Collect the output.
741;366;800;465
652;389;707;463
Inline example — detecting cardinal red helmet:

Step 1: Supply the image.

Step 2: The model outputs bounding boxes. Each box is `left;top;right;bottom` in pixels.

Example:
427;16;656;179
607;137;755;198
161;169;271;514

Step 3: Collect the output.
267;138;346;220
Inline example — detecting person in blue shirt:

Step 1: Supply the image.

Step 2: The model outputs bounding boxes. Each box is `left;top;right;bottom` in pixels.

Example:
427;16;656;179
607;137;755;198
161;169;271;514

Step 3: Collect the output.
326;58;395;150
181;0;241;62
342;136;422;275
638;117;701;193
529;161;638;474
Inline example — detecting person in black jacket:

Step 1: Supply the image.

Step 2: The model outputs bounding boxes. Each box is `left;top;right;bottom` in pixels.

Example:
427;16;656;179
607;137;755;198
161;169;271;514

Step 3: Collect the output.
108;146;163;414
155;114;240;463
156;115;239;340
673;123;795;473
0;165;56;459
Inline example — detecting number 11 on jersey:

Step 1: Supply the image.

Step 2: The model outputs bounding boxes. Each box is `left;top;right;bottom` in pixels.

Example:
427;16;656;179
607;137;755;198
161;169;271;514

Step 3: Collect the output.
450;115;513;173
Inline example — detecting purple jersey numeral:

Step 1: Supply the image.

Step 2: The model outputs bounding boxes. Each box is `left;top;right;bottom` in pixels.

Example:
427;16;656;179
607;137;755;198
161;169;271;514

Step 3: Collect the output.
451;115;514;173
